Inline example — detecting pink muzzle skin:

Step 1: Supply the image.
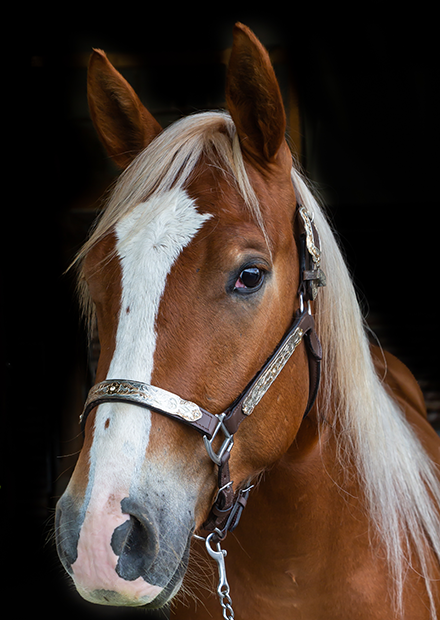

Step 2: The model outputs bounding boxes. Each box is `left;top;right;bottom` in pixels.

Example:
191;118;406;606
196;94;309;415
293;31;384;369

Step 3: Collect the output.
70;492;163;606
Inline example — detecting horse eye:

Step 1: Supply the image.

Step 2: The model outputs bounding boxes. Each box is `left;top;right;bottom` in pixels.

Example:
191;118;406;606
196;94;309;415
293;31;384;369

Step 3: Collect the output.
235;267;264;291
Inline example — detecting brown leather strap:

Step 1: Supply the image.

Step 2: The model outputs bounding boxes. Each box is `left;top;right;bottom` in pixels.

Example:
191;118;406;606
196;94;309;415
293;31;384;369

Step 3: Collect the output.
222;309;322;437
202;449;253;541
202;310;322;538
202;451;234;533
303;319;322;417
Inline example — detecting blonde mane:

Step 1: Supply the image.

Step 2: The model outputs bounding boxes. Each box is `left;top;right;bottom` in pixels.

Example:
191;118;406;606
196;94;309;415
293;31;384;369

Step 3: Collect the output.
75;110;440;617
292;168;440;618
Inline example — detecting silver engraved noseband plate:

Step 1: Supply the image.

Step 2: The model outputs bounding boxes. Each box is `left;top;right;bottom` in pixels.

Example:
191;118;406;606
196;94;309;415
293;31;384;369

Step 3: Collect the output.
80;379;203;424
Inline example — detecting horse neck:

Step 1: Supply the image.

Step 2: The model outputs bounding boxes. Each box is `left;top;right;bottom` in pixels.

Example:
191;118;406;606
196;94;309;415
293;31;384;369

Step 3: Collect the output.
251;415;353;529
228;413;371;582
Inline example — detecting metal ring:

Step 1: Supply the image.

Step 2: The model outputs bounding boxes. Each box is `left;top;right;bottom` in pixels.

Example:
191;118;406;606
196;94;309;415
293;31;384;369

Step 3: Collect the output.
203;414;234;466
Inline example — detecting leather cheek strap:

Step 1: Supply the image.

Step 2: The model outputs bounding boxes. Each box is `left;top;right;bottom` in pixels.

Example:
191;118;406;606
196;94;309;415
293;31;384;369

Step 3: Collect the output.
202;310;323;540
222;309;322;437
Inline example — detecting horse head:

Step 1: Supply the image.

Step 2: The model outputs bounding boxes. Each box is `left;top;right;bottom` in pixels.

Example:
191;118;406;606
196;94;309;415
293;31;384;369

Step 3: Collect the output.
56;23;313;608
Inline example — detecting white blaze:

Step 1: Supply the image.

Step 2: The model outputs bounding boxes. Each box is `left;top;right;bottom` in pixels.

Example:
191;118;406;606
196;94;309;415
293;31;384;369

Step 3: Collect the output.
71;189;211;603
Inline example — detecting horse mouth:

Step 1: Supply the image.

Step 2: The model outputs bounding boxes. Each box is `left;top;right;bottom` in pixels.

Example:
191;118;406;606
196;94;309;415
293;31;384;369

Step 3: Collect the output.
141;530;193;609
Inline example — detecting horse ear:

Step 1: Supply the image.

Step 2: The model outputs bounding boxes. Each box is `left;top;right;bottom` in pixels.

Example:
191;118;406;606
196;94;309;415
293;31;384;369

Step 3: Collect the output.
87;49;162;169
226;23;286;164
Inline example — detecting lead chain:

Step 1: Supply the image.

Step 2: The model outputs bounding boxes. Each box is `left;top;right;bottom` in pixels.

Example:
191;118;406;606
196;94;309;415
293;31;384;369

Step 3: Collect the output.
219;586;234;619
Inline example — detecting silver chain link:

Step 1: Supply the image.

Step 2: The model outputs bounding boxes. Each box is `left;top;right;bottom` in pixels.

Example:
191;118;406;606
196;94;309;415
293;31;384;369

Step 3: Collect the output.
218;586;235;619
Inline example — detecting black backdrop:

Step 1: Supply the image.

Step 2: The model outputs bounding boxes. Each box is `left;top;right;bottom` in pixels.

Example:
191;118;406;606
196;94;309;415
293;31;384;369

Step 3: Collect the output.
5;7;438;616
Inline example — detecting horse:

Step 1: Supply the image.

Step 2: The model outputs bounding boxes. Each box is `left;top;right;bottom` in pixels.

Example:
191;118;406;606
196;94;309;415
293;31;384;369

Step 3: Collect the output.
55;23;440;619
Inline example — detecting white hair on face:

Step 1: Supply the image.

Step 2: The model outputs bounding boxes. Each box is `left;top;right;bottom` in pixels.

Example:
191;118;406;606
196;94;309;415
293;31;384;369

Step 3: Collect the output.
70;188;212;604
74;111;262;326
108;187;212;382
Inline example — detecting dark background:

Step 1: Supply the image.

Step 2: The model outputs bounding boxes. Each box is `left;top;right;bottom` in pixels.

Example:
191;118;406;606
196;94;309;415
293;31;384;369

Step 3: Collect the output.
5;6;438;616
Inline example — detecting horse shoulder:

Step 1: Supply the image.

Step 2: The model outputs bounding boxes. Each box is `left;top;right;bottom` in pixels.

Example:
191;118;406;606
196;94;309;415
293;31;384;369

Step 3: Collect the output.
371;344;440;464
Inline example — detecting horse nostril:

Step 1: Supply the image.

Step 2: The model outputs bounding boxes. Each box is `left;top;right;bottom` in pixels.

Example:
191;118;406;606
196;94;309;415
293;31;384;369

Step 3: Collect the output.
111;500;160;582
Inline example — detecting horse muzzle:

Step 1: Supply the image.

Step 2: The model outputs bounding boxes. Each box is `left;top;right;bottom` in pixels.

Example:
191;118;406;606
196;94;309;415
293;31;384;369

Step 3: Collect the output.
55;489;193;607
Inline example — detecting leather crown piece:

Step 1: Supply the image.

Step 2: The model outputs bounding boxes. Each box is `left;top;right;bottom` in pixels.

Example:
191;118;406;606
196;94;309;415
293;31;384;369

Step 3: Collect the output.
79;203;325;541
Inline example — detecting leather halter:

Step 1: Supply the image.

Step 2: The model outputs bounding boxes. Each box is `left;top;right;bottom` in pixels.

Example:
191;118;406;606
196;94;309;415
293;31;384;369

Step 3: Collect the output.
79;203;325;543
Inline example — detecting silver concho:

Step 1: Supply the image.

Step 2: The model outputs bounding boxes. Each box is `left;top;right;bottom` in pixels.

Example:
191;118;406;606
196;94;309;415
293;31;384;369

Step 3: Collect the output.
80;379;203;424
298;206;326;300
298;206;322;267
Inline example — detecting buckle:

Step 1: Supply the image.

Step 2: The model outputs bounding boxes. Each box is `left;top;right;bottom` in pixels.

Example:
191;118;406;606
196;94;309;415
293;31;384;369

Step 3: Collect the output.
203;413;234;466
